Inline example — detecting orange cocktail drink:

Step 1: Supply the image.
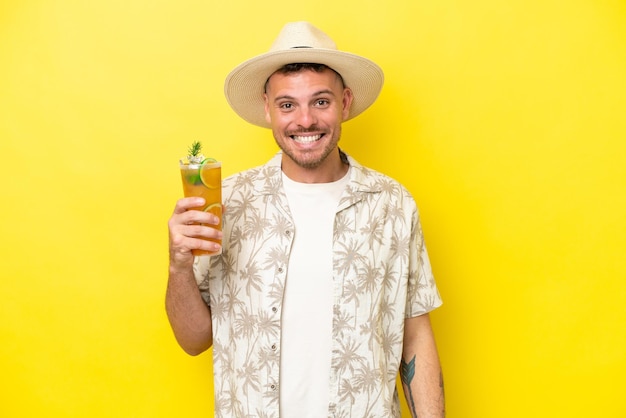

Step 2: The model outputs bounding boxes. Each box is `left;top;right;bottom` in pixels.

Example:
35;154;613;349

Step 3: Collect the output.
180;159;222;256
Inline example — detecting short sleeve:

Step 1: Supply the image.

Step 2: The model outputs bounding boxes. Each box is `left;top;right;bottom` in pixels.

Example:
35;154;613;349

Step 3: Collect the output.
192;255;212;306
405;212;443;317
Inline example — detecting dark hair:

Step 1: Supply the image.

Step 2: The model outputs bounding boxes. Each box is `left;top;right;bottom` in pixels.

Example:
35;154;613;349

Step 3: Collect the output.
264;63;345;93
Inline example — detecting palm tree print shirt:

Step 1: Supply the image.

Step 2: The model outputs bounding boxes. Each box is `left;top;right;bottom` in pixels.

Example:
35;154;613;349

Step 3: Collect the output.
193;151;443;418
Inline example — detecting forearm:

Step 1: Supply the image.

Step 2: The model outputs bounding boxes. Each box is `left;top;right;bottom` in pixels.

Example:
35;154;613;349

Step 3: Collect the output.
165;264;213;356
401;314;445;418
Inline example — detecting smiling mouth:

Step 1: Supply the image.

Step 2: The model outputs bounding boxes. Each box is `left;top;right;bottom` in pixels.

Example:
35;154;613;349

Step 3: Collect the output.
291;134;323;143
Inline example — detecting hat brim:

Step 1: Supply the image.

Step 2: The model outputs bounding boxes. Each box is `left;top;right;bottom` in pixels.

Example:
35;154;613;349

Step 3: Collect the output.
224;48;384;128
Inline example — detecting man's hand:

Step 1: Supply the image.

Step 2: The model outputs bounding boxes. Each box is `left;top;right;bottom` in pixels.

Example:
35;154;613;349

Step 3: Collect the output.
168;197;222;268
165;197;219;355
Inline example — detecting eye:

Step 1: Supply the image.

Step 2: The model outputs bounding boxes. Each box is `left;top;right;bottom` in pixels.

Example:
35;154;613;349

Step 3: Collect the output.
279;102;294;110
315;99;330;107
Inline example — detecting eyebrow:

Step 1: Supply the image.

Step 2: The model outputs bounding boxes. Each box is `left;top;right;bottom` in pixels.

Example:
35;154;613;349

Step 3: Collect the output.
273;89;336;103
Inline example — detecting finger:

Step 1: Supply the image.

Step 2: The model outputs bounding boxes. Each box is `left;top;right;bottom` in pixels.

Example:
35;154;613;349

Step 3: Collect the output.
180;224;223;240
176;210;220;227
169;227;222;257
169;225;215;249
172;197;206;214
191;237;222;253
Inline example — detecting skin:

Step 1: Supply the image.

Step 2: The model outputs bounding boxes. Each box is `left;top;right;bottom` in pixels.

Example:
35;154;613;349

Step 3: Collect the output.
263;68;353;183
166;68;352;354
166;196;217;355
166;68;352;355
402;314;446;418
166;66;445;416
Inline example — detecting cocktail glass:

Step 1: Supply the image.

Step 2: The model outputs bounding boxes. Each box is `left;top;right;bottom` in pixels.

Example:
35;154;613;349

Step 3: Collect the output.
179;159;222;256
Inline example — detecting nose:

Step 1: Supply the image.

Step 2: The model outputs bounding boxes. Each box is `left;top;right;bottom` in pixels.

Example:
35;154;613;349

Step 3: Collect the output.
295;106;317;128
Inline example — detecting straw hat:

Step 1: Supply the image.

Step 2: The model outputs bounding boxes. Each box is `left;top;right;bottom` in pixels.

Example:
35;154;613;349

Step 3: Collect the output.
224;21;384;128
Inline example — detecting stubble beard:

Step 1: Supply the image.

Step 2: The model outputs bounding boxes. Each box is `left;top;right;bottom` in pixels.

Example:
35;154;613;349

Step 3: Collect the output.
275;126;341;170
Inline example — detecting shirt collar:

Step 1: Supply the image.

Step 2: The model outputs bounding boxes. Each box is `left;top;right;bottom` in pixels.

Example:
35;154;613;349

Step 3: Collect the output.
255;149;384;197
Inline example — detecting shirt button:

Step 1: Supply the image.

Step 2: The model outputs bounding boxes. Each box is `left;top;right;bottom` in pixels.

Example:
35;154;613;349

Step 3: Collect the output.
278;267;283;273
285;230;291;236
271;344;277;350
272;307;277;313
270;384;277;391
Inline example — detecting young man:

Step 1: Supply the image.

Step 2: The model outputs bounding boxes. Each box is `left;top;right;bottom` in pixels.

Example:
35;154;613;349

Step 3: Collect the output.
167;21;445;418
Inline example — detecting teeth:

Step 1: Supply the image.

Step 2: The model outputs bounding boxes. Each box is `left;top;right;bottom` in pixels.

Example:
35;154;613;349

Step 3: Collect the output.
292;134;322;143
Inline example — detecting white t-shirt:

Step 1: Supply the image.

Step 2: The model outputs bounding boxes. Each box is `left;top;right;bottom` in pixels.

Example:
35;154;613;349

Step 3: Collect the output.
279;170;350;418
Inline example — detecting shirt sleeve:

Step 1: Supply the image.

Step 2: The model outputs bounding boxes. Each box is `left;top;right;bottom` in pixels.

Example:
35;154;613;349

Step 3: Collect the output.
192;255;211;306
405;210;443;317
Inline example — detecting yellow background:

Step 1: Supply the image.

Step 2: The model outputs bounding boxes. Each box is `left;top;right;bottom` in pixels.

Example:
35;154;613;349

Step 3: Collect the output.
1;0;625;417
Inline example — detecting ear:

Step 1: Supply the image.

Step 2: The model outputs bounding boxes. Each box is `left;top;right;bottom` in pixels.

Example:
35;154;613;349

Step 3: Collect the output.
342;88;354;121
263;94;272;124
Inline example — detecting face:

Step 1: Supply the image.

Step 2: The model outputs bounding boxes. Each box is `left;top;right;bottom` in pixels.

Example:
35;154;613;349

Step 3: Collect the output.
264;68;353;179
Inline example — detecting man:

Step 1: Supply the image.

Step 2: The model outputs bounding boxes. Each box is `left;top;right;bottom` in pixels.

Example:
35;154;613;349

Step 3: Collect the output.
167;21;444;418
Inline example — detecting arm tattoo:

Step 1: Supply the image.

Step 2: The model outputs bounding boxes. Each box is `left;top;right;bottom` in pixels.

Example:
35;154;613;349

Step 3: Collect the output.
401;355;417;417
